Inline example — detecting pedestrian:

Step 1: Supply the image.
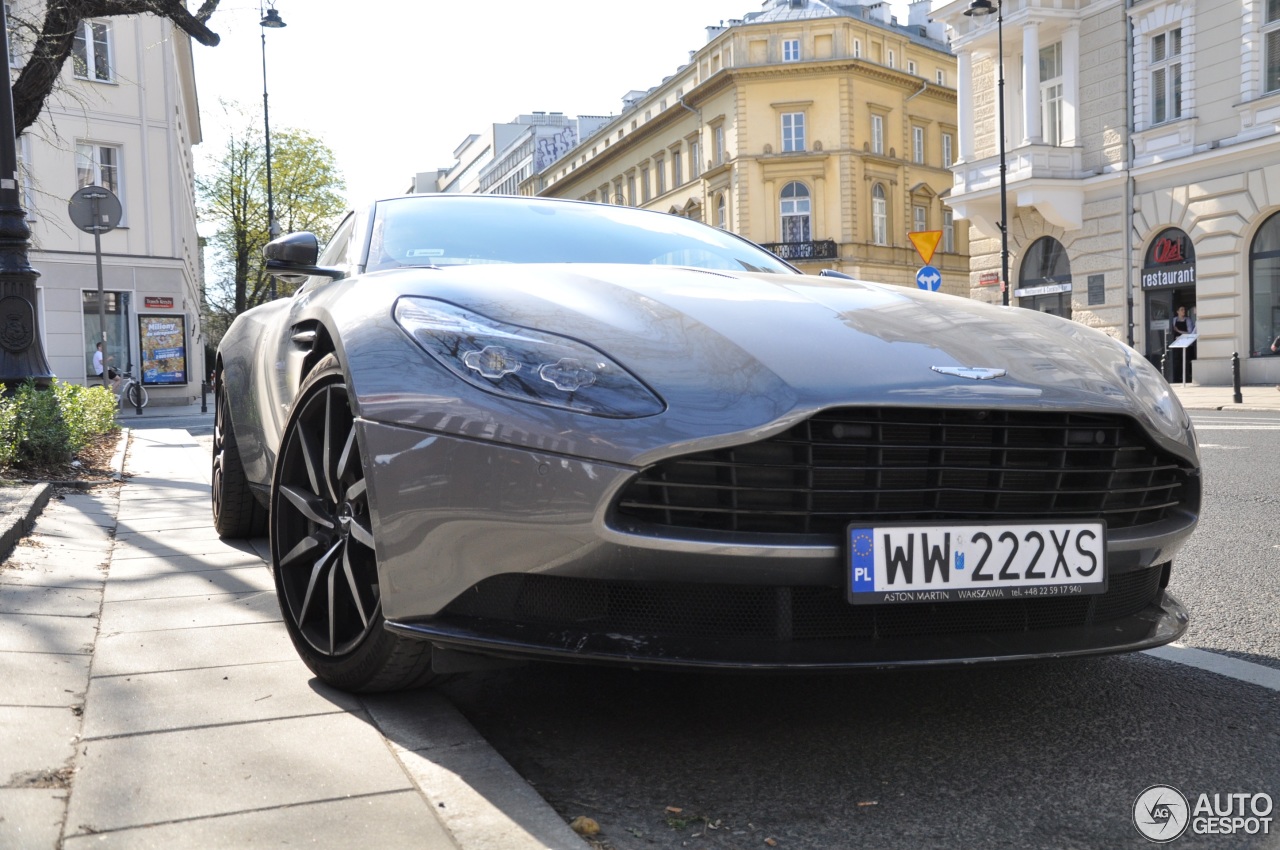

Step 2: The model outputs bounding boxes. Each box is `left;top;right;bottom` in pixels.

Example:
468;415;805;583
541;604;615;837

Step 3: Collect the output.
93;342;121;392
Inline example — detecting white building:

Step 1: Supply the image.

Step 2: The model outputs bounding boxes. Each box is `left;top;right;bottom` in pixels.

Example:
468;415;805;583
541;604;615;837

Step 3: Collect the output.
934;0;1280;385
16;8;204;402
418;113;615;197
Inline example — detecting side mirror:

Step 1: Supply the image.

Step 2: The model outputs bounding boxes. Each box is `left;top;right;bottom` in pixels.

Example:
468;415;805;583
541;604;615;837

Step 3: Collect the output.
263;232;344;282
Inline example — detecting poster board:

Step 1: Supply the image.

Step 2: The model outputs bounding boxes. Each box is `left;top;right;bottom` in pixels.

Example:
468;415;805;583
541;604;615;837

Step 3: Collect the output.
138;314;188;385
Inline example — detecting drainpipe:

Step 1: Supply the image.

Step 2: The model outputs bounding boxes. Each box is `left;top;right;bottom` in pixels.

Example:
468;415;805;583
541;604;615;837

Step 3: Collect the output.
1124;0;1136;347
678;94;704;218
905;80;929;103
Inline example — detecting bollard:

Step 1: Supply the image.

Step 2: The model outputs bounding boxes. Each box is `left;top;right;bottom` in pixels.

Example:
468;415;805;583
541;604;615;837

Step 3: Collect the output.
201;380;208;414
1232;351;1243;404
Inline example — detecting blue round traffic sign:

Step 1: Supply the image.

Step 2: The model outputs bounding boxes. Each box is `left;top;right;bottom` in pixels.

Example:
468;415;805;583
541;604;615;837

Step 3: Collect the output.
916;265;941;291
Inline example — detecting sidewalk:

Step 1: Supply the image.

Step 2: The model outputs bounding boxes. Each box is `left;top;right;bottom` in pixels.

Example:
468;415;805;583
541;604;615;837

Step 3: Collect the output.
0;427;583;849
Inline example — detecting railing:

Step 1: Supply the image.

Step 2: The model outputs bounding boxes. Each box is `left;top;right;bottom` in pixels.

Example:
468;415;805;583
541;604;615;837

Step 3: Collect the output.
760;239;838;261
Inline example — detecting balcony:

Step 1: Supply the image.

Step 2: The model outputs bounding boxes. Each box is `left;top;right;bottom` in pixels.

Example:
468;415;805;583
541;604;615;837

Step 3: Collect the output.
949;143;1086;232
760;240;838;261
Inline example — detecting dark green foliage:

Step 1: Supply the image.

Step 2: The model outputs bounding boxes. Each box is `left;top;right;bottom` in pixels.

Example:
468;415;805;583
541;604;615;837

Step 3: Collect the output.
0;381;118;470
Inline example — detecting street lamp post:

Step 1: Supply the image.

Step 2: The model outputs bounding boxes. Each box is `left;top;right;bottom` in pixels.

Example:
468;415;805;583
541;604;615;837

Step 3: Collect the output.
260;2;286;300
0;8;52;386
965;0;1010;307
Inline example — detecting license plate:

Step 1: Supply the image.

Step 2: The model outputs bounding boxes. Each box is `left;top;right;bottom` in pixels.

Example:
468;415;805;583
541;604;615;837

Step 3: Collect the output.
847;522;1106;604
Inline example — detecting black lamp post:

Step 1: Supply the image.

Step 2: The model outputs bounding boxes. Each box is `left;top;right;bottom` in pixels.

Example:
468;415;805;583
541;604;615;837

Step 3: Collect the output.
0;9;52;386
260;2;286;299
965;0;1010;307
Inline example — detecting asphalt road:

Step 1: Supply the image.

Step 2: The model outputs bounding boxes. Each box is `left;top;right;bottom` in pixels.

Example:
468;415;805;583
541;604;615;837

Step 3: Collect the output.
439;409;1280;850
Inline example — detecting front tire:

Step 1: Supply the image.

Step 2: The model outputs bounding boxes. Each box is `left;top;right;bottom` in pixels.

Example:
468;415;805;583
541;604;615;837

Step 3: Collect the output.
270;355;439;693
126;382;148;409
212;371;268;538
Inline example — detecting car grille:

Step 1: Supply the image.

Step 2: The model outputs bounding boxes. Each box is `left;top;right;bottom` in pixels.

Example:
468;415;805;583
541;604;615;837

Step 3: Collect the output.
613;408;1192;537
441;566;1167;641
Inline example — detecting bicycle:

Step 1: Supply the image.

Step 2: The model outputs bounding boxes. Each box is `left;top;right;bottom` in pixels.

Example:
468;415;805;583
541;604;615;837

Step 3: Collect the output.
115;366;149;410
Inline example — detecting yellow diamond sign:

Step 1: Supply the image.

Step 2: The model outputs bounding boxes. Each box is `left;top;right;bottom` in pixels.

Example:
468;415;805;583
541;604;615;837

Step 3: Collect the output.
909;231;943;266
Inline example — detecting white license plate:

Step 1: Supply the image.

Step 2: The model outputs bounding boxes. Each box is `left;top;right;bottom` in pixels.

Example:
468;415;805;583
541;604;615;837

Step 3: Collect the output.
847;522;1107;604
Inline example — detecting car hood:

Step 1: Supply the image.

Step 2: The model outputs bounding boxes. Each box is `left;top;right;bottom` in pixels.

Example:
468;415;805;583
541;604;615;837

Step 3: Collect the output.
349;263;1196;465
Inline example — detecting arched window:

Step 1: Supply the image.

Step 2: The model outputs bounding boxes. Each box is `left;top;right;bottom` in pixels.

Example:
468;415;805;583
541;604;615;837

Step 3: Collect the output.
1250;212;1280;356
872;184;887;245
1018;236;1072;318
716;192;728;229
780;181;811;243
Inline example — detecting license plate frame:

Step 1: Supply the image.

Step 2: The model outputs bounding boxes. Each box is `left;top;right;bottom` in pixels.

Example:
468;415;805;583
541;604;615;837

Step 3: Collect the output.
846;521;1107;605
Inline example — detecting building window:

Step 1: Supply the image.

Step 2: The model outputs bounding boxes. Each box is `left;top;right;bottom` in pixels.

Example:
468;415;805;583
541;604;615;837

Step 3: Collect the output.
72;19;112;82
1019;236;1072;318
943;209;955;253
887;49;896;68
936;69;946;86
942;132;954;168
912;126;925;163
76;142;120;196
1040;43;1064;146
872;184;888;245
82;290;127;380
613;179;623;204
672;151;683;187
641;165;651;202
853;39;862;58
1265;0;1280;93
783;38;800;61
689;139;701;178
780;181;811;243
782;112;806;152
871;114;884;155
913;204;927;232
655;158;666;195
627;174;637;206
1151;28;1183;124
908;60;917;75
716;192;728;229
713;125;726;165
1250;211;1280;355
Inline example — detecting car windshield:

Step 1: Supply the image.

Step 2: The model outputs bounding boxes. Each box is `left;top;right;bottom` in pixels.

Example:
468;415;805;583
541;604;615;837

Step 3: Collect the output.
366;196;797;275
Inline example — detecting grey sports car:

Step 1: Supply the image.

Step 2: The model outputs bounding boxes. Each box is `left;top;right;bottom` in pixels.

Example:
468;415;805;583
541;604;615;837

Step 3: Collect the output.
212;194;1200;693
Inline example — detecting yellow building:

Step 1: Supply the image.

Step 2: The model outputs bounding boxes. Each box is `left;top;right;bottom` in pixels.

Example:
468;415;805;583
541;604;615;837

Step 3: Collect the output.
532;0;968;293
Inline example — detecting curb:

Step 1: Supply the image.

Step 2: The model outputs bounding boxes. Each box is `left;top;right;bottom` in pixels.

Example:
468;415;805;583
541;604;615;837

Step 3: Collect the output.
0;482;53;562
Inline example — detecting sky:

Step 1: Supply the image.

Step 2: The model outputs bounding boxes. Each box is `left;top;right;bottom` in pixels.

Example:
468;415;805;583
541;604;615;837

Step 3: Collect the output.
191;0;912;209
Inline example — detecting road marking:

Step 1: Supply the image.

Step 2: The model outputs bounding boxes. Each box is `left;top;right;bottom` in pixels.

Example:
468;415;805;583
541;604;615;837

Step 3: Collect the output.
1190;425;1280;430
1144;643;1280;692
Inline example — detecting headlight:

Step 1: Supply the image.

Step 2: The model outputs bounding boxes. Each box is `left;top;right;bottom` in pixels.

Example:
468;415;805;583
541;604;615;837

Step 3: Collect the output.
394;297;665;418
1112;340;1193;444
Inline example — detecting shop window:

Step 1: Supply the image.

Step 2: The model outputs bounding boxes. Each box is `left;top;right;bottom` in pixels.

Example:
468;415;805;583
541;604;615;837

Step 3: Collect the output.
1018;236;1072;318
1250;211;1280;355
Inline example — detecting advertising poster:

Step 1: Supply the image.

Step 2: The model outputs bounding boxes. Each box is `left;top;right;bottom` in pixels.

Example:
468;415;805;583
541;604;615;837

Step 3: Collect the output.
138;314;187;384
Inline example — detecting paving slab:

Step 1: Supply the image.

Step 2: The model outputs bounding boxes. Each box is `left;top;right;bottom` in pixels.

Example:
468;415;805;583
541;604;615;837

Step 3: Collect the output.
0;614;99;655
0;584;102;617
0;705;81;786
59;790;454;850
0;788;67;850
0;652;91;706
101;565;272;603
107;550;267;578
108;538;252;560
81;660;360;739
92;621;297;676
98;590;279;633
0;562;105;589
64;712;416;835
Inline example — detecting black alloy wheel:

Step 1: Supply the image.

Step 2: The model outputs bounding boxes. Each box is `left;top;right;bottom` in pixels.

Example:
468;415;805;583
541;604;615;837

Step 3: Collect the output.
271;355;436;691
212;371;267;538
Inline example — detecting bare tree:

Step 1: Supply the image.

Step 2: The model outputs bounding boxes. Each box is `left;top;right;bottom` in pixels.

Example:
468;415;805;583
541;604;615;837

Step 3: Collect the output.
9;0;223;135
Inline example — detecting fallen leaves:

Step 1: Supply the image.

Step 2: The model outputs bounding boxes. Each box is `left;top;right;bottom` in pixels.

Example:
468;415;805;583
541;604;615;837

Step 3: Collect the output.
569;815;600;836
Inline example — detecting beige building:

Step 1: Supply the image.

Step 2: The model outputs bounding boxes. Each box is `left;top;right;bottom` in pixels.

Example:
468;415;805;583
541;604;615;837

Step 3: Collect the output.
15;7;204;402
935;0;1280;385
533;0;969;293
